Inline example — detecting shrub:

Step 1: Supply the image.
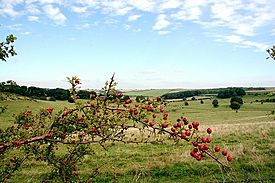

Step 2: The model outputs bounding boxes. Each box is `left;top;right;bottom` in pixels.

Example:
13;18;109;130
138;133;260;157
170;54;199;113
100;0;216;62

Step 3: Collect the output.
212;99;219;107
48;97;56;101
0;76;232;182
185;101;189;106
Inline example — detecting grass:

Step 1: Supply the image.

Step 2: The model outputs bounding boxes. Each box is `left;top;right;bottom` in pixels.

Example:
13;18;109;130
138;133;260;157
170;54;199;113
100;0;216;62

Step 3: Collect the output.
0;93;275;182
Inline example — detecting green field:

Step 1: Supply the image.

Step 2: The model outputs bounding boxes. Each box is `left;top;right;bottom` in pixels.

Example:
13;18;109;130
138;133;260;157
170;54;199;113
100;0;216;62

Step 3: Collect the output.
0;94;275;182
122;89;186;97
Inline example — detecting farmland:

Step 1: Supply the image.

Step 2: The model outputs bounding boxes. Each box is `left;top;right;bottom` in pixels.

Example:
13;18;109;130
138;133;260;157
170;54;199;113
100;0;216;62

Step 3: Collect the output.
0;92;274;182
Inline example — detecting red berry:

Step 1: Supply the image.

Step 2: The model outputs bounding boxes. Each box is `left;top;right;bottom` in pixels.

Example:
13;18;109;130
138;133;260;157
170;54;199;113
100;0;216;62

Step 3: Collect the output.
198;145;205;151
135;104;140;107
185;130;191;136
196;155;202;161
206;137;212;143
207;128;212;134
25;124;29;130
152;114;157;119
119;93;123;97
188;124;192;129
227;156;233;161
193;141;198;147
203;144;209;150
149;122;154;127
144;119;149;123
171;127;176;132
113;93;118;97
162;123;168;128
47;133;51;137
222;150;228;156
47;107;54;113
192;121;199;128
75;79;80;84
160;108;164;112
201;137;207;143
182;117;188;124
177;122;182;127
173;132;178;136
181;133;187;139
214;146;221;152
125;99;131;104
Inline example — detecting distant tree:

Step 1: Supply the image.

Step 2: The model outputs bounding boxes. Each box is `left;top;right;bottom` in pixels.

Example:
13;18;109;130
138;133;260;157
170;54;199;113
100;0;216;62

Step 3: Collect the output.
230;102;241;112
136;95;145;102
68;96;75;103
184;101;189;106
217;88;245;98
0;34;17;62
78;90;91;99
191;97;196;101
230;97;243;105
200;100;204;104
212;99;219;107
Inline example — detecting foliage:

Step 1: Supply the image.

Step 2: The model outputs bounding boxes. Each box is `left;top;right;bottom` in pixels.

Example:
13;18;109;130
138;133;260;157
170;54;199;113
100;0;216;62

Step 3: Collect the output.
230;97;243;105
266;45;275;60
230;102;241;112
48;97;56;101
136;95;146;102
0;35;17;62
0;76;232;182
0;81;96;101
217;88;246;99
212;99;219;107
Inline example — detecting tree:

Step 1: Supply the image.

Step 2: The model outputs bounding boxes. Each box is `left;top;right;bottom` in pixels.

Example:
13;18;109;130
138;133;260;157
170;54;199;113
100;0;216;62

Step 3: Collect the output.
0;76;232;182
230;101;241;112
212;99;219;107
230;97;243;105
0;34;17;62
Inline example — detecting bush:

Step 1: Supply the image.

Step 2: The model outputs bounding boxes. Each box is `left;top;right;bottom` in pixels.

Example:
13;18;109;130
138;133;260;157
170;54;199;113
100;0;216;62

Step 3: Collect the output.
230;97;243;105
185;101;189;106
212;99;219;107
68;97;75;103
230;101;241;112
48;97;56;101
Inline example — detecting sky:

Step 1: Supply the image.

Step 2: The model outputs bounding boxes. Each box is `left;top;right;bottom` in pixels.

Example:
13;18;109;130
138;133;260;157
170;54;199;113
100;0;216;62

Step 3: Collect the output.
0;0;275;90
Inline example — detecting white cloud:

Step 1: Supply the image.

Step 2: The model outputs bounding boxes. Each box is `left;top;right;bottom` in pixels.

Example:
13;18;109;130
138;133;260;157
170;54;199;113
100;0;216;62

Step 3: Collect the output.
223;34;268;50
225;35;243;44
153;14;170;31
128;14;142;22
128;0;156;11
0;4;21;17
172;7;201;21
160;0;181;10
115;6;133;16
71;6;88;14
28;16;39;22
5;24;23;31
43;4;67;25
26;4;41;14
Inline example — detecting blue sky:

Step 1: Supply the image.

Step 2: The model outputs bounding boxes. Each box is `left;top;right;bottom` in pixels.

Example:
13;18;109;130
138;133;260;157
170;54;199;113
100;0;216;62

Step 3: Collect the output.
0;0;275;89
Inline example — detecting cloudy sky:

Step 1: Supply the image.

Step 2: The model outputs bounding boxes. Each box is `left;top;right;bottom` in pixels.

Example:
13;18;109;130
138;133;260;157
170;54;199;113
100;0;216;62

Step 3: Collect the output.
0;0;275;89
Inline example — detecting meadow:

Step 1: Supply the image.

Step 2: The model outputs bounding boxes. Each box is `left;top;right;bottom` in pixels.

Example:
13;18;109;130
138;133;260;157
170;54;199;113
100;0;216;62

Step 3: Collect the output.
0;92;274;182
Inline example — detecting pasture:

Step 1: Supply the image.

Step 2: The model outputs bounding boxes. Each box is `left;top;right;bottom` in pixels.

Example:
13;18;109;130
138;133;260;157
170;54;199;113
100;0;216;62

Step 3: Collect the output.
0;94;274;182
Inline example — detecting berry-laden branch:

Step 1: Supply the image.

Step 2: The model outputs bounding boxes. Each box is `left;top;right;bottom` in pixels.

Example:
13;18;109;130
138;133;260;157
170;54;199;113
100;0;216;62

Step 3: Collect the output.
0;76;233;182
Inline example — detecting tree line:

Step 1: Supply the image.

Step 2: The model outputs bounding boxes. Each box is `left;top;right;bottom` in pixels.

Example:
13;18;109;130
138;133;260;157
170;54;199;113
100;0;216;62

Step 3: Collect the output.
0;80;92;101
161;87;246;99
